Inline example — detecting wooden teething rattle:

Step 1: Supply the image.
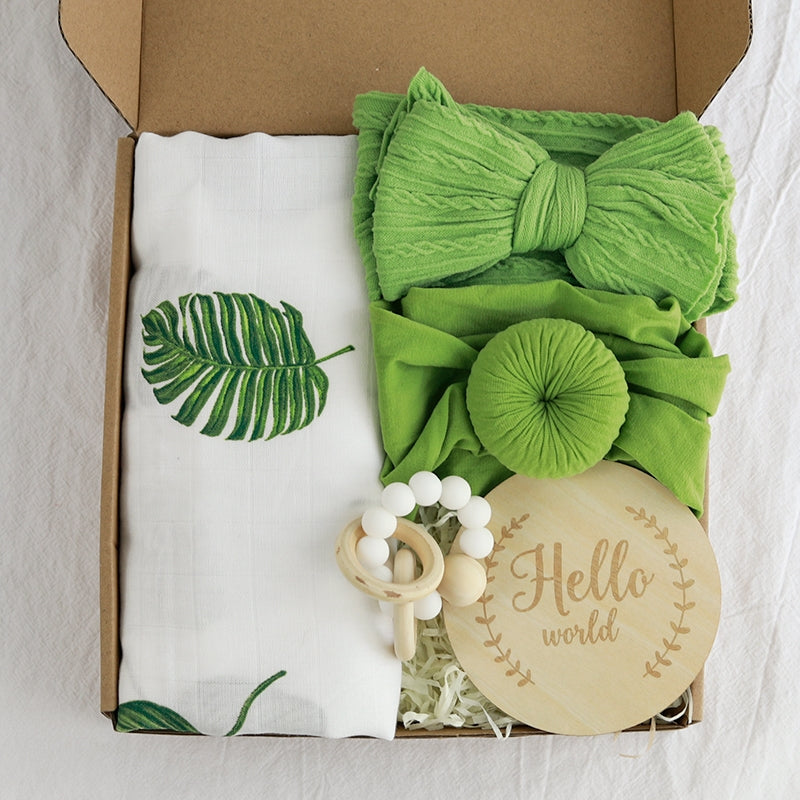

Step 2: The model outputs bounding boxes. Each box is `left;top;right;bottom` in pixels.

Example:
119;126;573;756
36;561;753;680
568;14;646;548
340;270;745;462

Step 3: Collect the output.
335;517;445;604
335;472;491;660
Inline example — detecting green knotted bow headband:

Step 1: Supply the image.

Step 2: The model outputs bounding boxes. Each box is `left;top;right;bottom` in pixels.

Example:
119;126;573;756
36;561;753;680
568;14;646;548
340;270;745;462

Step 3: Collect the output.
370;281;730;516
354;69;738;322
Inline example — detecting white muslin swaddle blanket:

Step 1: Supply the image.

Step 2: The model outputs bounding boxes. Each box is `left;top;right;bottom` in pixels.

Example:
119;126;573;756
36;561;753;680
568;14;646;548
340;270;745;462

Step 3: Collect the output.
118;132;400;738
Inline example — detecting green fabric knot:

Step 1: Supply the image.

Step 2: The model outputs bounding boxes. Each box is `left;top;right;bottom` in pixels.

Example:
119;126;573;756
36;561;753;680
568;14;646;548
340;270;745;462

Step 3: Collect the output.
355;68;739;321
369;280;731;516
466;318;628;479
512;160;587;254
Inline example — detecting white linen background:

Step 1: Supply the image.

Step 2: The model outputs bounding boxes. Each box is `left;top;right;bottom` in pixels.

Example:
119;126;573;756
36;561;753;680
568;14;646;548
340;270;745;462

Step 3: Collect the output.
1;0;797;797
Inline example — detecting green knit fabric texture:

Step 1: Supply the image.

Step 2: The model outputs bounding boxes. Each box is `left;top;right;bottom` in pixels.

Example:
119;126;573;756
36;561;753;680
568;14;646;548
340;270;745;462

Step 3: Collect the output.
353;68;738;322
466;318;630;479
370;281;730;516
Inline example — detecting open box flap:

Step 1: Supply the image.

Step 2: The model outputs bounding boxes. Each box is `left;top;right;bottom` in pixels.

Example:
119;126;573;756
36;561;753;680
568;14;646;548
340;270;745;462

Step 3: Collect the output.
60;0;750;136
674;0;752;115
59;0;142;129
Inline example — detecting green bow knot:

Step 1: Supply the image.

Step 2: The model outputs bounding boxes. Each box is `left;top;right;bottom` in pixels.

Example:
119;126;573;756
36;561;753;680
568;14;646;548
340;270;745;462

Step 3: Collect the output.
366;69;737;321
512;159;587;254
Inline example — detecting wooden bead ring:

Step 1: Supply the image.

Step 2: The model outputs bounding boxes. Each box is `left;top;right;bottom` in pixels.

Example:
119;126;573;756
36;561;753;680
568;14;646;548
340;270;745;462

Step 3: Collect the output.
336;517;446;660
335;517;445;604
335;472;491;660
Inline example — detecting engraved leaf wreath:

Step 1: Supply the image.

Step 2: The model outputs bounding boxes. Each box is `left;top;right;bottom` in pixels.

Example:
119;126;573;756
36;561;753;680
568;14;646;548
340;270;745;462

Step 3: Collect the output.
626;506;694;679
477;514;535;689
141;292;354;440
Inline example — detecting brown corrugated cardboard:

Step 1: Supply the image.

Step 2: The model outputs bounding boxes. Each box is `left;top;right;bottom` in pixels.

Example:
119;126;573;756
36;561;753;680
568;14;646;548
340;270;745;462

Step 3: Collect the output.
62;0;751;136
59;0;751;735
59;1;142;128
98;137;134;717
674;0;753;115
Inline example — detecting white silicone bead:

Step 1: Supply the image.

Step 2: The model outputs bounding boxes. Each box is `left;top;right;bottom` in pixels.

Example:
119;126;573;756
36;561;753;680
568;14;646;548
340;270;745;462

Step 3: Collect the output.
439;475;473;511
369;564;394;583
361;507;397;539
408;471;442;506
413;590;443;621
356;536;390;569
457;496;492;529
458;527;495;560
381;482;417;517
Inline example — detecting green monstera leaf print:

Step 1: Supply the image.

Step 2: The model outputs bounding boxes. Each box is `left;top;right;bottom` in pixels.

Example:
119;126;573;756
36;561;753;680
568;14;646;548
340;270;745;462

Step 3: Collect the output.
116;670;287;735
141;293;354;440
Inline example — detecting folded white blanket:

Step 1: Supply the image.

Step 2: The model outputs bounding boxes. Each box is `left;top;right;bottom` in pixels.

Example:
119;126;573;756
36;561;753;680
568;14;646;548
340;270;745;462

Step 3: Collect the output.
118;132;400;738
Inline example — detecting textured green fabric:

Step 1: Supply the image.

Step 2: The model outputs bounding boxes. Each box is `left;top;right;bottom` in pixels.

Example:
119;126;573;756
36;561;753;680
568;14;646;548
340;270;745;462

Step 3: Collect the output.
354;69;738;321
370;281;730;516
354;83;659;303
466;318;630;479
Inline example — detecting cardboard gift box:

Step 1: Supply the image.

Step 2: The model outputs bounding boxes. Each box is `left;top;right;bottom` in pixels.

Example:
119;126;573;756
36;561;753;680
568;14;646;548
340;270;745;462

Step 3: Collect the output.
59;0;751;737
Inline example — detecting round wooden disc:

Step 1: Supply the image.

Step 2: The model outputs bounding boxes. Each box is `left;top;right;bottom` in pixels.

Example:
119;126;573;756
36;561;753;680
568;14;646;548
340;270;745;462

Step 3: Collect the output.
443;461;721;735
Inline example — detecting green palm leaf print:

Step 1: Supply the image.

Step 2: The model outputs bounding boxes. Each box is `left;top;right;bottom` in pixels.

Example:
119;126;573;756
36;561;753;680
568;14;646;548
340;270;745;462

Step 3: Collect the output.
115;699;200;734
141;293;354;440
116;670;287;735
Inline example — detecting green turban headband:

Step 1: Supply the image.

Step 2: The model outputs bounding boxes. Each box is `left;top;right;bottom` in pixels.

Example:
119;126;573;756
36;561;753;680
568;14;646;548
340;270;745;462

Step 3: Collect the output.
354;69;738;322
370;281;730;516
467;318;630;479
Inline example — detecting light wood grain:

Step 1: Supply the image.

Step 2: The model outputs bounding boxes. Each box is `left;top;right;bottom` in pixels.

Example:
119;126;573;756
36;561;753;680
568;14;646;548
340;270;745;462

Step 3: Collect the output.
393;549;418;661
335;517;444;603
438;554;487;607
444;461;721;735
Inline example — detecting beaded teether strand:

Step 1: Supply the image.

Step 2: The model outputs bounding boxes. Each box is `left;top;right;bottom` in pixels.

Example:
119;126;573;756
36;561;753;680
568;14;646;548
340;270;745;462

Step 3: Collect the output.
335;472;492;660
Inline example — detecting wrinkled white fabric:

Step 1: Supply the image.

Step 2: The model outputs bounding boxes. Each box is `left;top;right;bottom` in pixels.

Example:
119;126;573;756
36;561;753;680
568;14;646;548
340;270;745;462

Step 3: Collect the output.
118;132;399;738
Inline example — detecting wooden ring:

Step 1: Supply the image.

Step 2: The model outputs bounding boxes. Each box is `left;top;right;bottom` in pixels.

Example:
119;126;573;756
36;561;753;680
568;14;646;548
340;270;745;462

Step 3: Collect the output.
335;517;445;604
